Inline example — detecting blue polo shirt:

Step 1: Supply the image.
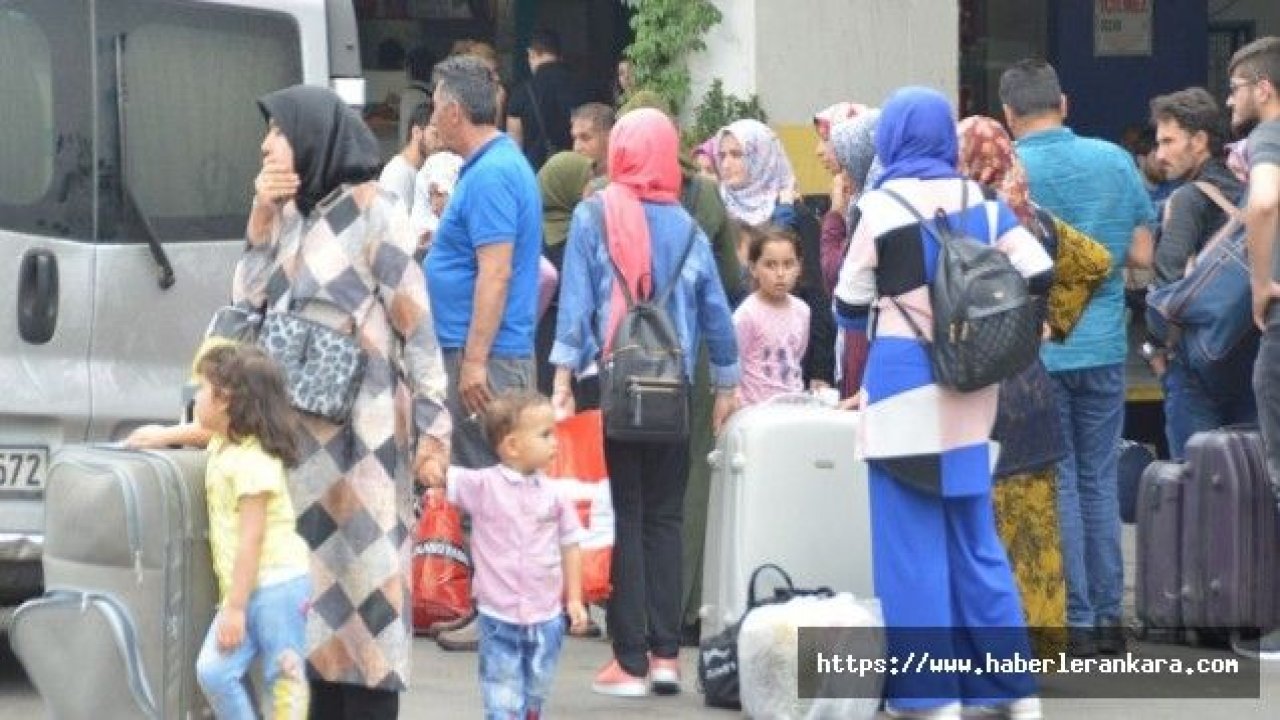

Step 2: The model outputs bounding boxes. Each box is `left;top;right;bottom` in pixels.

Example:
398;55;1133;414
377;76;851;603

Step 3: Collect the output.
1016;127;1155;372
425;134;542;356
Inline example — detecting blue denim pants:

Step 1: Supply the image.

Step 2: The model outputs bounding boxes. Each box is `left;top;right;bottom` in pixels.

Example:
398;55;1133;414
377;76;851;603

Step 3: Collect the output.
196;574;310;720
1049;364;1125;628
1164;353;1257;460
478;612;566;719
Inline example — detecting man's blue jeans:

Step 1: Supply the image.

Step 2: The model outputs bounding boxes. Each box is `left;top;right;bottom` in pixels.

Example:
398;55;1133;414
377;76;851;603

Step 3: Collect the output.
1049;364;1125;628
1164;354;1257;460
477;612;566;719
195;574;310;720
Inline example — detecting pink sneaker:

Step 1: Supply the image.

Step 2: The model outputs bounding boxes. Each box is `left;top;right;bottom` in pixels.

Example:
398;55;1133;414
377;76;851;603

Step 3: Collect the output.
591;659;648;698
648;655;681;695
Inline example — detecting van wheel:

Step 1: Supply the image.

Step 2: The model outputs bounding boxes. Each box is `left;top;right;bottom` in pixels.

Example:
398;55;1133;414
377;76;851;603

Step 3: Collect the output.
0;562;42;605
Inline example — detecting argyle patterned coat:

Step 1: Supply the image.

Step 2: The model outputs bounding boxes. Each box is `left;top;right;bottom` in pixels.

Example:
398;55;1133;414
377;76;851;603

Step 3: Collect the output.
234;187;451;691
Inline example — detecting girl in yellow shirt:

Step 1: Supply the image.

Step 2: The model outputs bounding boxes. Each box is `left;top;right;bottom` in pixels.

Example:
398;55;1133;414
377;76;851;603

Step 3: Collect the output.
191;345;310;719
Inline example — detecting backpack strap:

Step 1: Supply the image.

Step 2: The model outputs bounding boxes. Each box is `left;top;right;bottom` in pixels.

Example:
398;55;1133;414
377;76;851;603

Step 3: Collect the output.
589;198;699;310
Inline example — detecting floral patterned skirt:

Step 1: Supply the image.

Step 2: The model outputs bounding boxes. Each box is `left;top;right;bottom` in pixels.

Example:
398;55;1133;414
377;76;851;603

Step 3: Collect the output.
992;469;1067;658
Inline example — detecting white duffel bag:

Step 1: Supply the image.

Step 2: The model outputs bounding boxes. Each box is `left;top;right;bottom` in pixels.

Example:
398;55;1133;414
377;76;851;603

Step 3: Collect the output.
738;592;883;720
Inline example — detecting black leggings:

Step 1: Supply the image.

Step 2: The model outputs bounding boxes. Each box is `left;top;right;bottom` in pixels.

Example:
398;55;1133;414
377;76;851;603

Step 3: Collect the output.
308;679;399;720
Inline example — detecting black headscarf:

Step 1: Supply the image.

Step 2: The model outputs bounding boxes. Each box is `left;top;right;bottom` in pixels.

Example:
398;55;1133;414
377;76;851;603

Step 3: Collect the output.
258;85;380;216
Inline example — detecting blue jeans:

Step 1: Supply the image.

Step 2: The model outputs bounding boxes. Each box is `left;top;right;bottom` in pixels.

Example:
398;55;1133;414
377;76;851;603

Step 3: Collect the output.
196;575;310;720
1049;364;1125;628
1164;354;1257;460
477;612;566;719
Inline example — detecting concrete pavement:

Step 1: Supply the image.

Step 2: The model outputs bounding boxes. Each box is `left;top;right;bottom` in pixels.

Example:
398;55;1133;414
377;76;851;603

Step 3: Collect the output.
2;528;1279;717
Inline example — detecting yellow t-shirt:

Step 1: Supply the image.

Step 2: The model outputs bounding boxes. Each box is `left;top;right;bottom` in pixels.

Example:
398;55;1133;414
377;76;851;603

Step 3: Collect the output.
206;435;310;600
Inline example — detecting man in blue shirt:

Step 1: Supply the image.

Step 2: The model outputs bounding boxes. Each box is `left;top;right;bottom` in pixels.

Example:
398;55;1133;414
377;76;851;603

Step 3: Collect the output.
1001;59;1155;658
428;55;542;467
425;54;543;652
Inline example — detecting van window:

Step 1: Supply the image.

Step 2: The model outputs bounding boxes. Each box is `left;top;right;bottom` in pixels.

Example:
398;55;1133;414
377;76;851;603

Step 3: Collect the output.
0;11;53;205
98;2;302;242
0;2;92;239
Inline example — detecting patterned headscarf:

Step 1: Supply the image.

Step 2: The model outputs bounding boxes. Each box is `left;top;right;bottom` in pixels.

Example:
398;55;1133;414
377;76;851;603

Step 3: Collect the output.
813;101;869;141
718;119;797;225
956;115;1033;226
831;109;881;192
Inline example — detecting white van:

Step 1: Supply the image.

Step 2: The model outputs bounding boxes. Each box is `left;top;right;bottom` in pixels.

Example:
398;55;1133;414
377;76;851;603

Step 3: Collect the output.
0;0;364;603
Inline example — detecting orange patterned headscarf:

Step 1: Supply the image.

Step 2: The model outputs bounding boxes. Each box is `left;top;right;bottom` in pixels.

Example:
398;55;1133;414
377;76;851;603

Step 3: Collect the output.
956;115;1034;227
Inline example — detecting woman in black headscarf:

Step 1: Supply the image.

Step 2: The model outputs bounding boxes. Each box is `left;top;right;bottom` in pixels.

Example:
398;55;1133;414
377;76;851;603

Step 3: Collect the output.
245;85;452;719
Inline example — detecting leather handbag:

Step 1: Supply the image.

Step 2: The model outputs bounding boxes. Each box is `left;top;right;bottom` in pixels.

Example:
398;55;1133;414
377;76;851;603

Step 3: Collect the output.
258;301;369;424
1145;182;1253;374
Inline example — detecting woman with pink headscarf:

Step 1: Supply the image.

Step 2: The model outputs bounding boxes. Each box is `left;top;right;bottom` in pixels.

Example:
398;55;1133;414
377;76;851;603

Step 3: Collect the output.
550;108;740;697
718;118;836;389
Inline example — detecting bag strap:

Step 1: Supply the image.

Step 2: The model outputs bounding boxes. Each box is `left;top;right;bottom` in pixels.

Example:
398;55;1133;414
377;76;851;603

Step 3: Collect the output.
746;563;795;609
887;296;930;345
590;198;698;310
1193;181;1241;219
1191;181;1245;258
524;82;554;158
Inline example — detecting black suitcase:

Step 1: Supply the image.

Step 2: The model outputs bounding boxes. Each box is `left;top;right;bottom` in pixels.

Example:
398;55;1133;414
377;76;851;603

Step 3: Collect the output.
1135;460;1186;635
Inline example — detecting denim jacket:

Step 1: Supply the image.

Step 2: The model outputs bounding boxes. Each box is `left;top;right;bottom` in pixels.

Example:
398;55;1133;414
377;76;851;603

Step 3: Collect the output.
550;197;740;388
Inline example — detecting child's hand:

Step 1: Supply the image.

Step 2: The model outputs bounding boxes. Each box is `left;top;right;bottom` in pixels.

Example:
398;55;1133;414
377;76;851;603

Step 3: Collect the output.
124;424;172;449
566;600;590;634
216;606;246;653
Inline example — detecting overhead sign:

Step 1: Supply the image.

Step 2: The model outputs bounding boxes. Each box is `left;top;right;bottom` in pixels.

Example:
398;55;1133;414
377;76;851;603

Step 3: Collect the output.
1095;0;1153;57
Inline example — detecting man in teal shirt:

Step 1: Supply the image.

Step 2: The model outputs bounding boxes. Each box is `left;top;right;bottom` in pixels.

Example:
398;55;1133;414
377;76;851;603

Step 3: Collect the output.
1001;59;1155;658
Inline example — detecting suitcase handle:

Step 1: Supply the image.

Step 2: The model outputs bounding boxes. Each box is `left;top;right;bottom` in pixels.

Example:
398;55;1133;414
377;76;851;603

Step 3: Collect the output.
747;564;795;609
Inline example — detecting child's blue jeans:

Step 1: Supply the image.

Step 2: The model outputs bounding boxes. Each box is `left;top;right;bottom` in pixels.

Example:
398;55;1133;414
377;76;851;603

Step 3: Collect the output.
478;612;566;719
195;574;310;720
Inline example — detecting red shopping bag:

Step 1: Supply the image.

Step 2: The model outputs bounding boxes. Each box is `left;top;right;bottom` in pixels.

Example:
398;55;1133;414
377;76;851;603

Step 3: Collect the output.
547;410;614;604
411;488;473;633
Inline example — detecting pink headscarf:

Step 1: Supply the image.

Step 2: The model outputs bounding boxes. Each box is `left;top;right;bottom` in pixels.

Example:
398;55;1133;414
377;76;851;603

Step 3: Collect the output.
601;108;682;350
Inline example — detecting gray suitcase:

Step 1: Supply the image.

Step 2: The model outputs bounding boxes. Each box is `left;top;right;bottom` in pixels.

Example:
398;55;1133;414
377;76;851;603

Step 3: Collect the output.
701;396;873;637
1135;460;1186;635
10;446;216;720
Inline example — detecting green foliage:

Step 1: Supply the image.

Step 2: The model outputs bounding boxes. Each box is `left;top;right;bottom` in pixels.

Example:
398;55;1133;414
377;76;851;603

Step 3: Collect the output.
623;0;722;115
690;78;767;144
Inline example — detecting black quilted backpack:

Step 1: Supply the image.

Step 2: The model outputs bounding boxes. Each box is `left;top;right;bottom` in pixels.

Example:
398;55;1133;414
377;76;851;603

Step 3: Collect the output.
588;200;698;442
881;182;1039;392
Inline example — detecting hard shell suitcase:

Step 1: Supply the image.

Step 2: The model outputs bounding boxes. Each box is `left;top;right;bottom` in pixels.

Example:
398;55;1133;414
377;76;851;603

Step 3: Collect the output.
701;397;872;636
1180;428;1280;633
10;446;215;720
1135;460;1186;634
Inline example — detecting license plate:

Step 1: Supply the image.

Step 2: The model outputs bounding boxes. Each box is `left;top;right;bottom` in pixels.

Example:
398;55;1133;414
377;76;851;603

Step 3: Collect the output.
0;447;49;493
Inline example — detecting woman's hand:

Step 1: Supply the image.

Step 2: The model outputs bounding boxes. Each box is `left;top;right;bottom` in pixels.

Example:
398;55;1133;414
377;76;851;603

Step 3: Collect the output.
712;389;739;437
253;158;299;207
830;172;853;214
838;390;866;411
414;435;449;488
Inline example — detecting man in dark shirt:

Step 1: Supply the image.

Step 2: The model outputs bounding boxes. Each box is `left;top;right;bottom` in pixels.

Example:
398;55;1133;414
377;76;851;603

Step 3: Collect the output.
506;28;584;170
1227;36;1280;662
1141;88;1255;459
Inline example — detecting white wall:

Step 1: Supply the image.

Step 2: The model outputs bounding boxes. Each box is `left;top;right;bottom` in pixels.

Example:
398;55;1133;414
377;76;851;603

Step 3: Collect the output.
689;0;958;124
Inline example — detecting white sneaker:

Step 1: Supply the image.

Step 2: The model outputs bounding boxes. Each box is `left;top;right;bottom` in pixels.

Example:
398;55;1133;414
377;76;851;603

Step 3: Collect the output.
886;701;963;719
1232;629;1280;662
962;695;1043;720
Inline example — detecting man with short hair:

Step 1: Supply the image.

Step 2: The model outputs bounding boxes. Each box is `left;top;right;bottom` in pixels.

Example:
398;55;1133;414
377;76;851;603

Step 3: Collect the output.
506;28;585;169
1143;88;1255;459
1227;35;1280;661
426;57;543;653
1000;59;1155;658
379;101;435;209
570;102;616;176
